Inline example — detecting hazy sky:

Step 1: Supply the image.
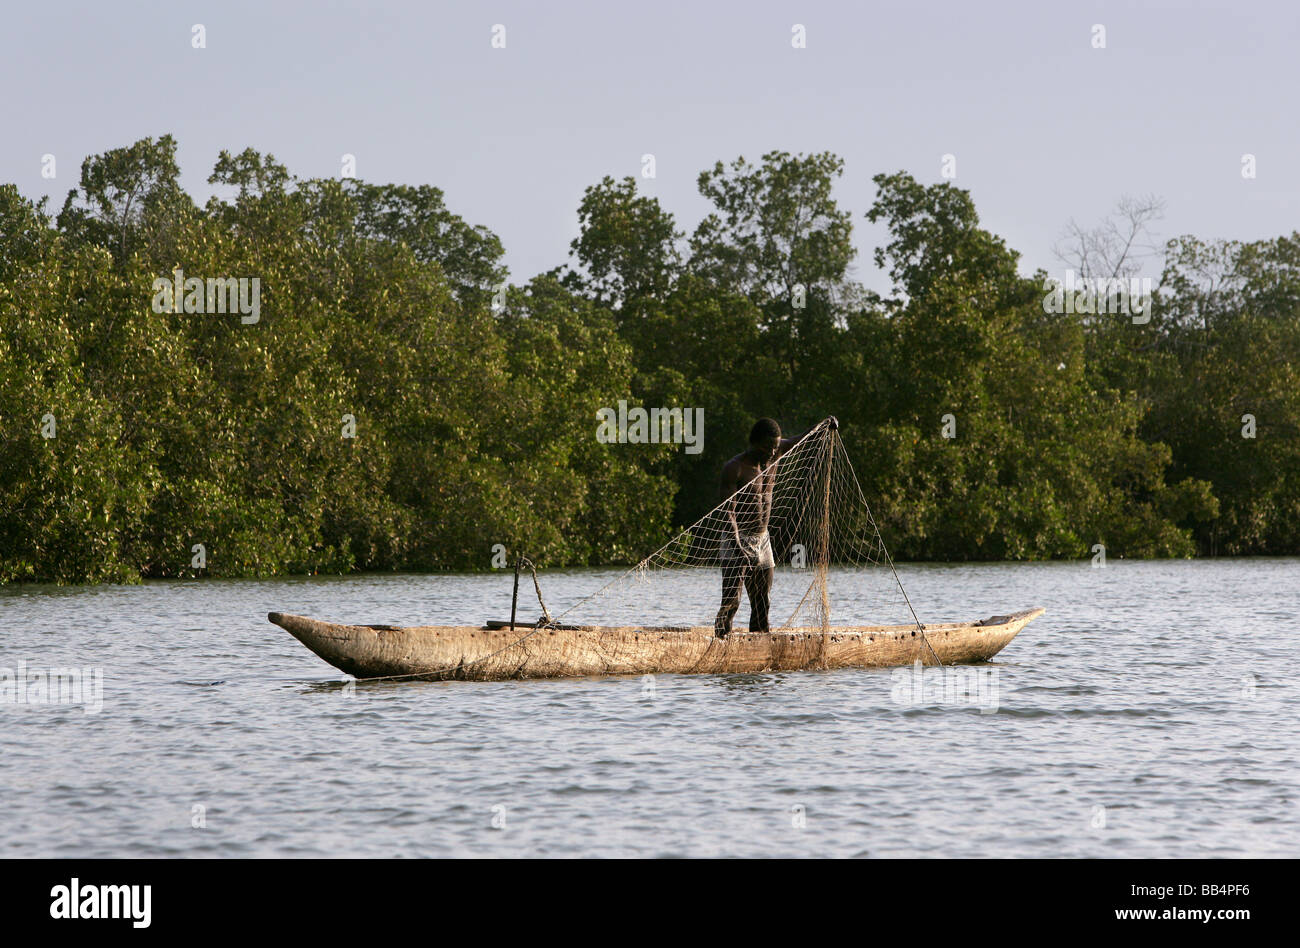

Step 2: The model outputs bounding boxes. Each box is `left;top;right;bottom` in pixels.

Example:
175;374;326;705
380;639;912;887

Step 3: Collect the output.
3;0;1296;295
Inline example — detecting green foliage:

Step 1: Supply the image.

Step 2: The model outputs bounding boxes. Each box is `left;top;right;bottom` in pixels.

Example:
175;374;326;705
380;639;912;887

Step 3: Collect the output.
57;135;193;267
691;151;856;302
566;175;682;308
851;174;1219;559
1119;234;1300;554
347;180;507;308
0;141;1295;584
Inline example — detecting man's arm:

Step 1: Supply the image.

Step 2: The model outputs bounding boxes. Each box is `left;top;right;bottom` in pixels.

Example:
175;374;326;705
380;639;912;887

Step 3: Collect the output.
718;459;756;561
718;458;738;506
775;416;839;457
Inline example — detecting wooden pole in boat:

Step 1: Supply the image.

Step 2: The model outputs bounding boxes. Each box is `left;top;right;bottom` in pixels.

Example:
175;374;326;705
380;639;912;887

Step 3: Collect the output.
510;554;522;631
818;433;832;630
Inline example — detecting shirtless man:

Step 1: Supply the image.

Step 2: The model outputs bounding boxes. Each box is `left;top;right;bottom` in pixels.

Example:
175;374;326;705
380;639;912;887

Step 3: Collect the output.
714;416;837;637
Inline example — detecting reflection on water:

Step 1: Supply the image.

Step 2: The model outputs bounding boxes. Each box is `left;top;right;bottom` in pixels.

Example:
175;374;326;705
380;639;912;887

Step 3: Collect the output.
707;672;792;694
0;558;1297;857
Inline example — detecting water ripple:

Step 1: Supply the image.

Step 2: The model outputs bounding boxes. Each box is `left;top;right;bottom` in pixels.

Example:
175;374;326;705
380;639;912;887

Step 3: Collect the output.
0;560;1297;856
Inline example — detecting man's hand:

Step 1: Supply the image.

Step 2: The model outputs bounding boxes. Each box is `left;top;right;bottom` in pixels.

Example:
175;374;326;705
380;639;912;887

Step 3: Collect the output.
733;532;758;566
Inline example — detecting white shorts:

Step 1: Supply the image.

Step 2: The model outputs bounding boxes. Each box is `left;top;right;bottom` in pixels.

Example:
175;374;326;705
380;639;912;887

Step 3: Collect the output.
720;531;775;569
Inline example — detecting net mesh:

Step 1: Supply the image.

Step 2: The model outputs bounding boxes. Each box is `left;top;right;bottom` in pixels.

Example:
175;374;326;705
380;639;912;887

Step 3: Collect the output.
556;421;924;633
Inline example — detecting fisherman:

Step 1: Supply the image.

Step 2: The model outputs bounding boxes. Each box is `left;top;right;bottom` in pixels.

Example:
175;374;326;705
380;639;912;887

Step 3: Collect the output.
715;416;838;637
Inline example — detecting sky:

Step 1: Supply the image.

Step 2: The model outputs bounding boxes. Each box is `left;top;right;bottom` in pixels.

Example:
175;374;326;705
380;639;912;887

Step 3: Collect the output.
3;0;1297;296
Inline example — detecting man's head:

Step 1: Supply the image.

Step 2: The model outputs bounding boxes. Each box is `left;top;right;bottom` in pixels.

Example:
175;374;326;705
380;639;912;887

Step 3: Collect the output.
749;417;782;461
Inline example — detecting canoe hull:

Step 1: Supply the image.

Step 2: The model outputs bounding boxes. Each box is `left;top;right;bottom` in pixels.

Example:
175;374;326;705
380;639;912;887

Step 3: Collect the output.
268;608;1045;681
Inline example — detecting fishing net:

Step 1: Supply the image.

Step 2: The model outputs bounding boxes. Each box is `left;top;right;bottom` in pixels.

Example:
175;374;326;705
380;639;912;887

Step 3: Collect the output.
554;420;924;633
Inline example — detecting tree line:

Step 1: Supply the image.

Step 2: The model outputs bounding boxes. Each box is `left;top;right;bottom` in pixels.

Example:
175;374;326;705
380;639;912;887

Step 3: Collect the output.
1;136;1296;583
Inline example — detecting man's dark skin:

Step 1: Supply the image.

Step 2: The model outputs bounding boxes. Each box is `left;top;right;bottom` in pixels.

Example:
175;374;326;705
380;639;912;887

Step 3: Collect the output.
714;416;838;638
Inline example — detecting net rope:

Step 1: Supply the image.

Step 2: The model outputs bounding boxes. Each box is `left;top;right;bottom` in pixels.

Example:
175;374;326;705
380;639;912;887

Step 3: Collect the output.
555;420;930;638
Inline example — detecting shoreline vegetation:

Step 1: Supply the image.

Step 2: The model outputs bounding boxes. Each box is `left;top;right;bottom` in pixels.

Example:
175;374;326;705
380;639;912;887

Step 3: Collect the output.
2;137;1297;585
2;554;1297;596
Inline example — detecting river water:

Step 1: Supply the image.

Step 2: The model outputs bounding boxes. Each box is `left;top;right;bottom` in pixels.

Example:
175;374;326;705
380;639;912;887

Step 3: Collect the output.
1;559;1296;857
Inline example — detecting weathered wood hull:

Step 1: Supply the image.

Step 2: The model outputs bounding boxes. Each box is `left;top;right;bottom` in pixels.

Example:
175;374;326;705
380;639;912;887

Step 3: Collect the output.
268;608;1045;681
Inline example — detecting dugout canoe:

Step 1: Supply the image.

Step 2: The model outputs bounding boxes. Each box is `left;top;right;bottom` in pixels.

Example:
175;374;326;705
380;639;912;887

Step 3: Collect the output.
268;607;1045;681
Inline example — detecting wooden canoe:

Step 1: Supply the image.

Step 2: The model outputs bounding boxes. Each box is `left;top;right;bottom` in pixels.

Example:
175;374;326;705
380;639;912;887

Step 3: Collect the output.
268;607;1045;681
